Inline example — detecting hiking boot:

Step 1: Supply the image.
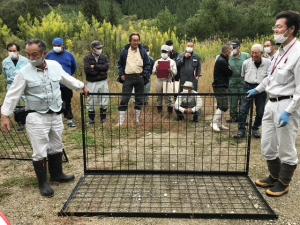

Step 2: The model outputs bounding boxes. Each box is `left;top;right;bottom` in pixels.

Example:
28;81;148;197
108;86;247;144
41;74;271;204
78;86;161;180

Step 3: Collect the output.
266;181;289;197
233;130;245;139
67;120;76;128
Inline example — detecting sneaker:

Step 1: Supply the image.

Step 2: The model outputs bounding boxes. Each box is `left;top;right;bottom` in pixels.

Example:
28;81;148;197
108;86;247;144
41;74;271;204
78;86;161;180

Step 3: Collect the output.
233;130;245;139
252;129;261;138
67;120;76;128
255;175;278;188
16;124;25;132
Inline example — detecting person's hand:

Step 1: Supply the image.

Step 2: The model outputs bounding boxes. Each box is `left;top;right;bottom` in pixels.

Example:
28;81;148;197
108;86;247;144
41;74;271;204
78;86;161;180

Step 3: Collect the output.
90;65;95;69
82;86;89;97
278;111;291;127
246;89;258;98
184;52;191;58
1;115;11;133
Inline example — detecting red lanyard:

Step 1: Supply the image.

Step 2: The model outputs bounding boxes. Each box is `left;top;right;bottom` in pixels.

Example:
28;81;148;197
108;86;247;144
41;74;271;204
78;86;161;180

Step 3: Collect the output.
271;39;297;75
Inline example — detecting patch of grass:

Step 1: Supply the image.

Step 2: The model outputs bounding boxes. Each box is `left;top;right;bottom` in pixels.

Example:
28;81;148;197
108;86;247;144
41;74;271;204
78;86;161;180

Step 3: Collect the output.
0;188;12;202
0;176;37;189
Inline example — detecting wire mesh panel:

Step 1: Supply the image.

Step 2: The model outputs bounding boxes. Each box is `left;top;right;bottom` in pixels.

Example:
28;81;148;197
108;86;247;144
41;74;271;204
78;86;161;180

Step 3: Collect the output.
60;174;277;219
82;93;250;174
0;111;68;162
61;93;277;219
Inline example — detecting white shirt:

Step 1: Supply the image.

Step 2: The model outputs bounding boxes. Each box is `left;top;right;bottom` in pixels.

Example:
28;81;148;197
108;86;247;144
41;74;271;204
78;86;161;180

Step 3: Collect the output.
241;57;271;84
174;90;202;113
1;60;84;116
153;57;177;79
256;38;300;113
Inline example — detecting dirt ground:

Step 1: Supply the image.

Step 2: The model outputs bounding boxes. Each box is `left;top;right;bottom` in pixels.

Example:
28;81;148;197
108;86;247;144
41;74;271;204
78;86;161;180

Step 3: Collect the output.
1;124;300;225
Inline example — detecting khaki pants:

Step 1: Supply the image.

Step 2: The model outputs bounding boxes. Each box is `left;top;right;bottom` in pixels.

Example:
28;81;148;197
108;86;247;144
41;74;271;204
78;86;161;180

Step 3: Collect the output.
156;79;174;107
261;99;300;165
26;112;64;161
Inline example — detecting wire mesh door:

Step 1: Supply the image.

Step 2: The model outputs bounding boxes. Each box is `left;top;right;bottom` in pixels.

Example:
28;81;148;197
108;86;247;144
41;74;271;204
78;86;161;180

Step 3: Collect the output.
61;93;277;219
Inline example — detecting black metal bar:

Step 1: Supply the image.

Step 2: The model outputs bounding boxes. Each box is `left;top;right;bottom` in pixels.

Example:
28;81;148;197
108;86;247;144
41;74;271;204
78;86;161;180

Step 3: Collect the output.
246;99;254;175
80;93;87;174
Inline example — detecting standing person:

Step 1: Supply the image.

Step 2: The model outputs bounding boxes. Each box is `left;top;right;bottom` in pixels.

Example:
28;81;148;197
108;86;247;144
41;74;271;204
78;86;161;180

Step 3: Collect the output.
263;39;277;59
234;44;271;139
143;45;155;106
248;11;300;197
46;37;77;128
1;39;89;198
165;40;178;61
174;81;202;122
2;43;28;90
152;44;177;114
176;41;201;91
84;40;109;124
2;43;29;130
228;41;250;123
116;33;151;126
211;44;233;132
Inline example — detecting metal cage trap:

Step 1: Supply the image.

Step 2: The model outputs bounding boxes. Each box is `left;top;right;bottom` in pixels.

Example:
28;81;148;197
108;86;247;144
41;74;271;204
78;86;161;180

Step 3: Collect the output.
60;93;277;219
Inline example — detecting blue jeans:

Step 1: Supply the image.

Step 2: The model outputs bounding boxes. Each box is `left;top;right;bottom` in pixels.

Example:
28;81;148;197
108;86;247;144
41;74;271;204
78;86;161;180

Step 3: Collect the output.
238;82;266;131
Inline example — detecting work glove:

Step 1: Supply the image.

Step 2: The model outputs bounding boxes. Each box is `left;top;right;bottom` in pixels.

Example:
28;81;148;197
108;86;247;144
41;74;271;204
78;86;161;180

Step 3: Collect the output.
246;89;258;98
278;111;291;128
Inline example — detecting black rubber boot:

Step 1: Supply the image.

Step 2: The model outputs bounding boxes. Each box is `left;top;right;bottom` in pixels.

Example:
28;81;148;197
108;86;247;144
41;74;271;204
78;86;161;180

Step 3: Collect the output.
32;159;54;198
88;110;95;124
157;106;163;113
48;152;75;183
266;163;297;197
193;112;199;122
100;108;107;123
255;158;280;188
167;106;173;115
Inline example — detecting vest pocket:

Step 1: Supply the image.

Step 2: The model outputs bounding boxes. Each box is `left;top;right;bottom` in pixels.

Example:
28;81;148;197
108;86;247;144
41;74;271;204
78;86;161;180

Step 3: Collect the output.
276;68;290;84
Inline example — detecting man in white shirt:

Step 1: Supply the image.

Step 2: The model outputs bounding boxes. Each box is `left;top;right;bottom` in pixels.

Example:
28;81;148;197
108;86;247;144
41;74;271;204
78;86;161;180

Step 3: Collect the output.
234;44;271;139
152;44;177;114
1;39;89;198
248;11;300;197
174;81;202;122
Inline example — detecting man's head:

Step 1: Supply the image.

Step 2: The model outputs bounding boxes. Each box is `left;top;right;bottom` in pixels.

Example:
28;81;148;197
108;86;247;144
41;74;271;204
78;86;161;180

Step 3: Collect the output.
129;33;140;49
182;81;194;93
251;44;263;63
26;39;47;68
90;40;103;56
52;37;64;53
221;44;233;59
231;40;241;56
186;41;194;53
6;43;20;60
161;45;170;59
263;40;276;55
165;40;174;51
273;10;300;45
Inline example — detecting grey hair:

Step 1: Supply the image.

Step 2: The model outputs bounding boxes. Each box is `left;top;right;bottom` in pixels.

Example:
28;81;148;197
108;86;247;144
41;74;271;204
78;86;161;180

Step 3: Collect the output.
251;43;263;52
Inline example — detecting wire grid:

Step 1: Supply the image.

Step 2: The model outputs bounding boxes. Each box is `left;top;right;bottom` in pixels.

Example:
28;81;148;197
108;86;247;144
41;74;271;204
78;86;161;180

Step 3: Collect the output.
60;174;277;219
82;93;250;174
0;113;68;162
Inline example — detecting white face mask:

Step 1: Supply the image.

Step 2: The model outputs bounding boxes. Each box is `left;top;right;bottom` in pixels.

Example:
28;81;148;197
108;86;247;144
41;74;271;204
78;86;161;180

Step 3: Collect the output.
264;47;272;54
147;51;150;56
53;46;62;53
230;51;234;58
9;52;18;59
274;30;288;44
232;49;239;56
161;53;168;59
186;47;193;53
29;57;44;67
94;49;102;56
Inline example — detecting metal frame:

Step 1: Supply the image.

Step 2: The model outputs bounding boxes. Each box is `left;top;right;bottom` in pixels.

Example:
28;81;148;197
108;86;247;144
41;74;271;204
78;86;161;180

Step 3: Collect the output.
60;93;277;219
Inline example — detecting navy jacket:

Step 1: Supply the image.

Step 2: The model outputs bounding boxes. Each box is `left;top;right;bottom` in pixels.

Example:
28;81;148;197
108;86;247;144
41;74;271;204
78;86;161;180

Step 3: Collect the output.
212;54;232;88
118;44;151;79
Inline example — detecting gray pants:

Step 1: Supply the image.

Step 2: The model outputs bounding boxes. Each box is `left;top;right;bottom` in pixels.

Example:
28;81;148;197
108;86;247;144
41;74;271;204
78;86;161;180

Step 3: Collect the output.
86;80;109;111
261;99;300;165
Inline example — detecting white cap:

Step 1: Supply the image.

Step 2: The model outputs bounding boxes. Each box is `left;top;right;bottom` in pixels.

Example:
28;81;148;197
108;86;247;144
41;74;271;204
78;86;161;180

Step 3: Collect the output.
182;81;193;89
161;45;170;51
